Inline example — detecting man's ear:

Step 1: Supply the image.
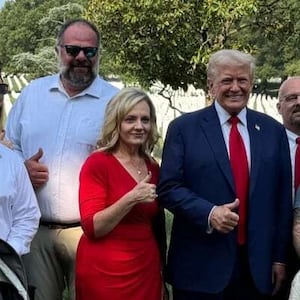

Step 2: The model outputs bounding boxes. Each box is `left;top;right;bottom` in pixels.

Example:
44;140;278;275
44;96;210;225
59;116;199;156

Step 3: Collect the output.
207;79;215;97
276;102;281;114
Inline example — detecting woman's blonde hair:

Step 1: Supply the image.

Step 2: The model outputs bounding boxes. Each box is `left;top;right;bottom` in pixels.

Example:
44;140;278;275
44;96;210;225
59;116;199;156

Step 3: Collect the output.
97;87;159;159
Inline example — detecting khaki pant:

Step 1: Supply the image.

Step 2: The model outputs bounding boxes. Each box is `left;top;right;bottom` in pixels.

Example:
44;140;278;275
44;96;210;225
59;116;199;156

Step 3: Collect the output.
23;225;82;300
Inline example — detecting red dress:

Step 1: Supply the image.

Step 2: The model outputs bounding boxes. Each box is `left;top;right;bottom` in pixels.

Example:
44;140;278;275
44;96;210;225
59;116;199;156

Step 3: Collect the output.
76;152;162;300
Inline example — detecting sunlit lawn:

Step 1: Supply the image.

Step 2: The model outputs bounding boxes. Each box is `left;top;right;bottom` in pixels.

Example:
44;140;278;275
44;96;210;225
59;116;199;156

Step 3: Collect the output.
63;289;70;300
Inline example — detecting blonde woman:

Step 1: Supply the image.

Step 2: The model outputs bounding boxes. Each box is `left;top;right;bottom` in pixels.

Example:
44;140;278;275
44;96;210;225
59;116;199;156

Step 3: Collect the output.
76;87;167;300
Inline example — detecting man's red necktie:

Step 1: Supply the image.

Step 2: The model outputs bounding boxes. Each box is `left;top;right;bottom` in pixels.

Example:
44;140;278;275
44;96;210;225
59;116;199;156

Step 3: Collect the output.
294;137;300;194
229;116;249;245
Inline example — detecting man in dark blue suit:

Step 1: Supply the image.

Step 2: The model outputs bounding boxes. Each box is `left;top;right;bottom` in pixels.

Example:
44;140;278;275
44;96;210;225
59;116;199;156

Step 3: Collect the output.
157;49;293;300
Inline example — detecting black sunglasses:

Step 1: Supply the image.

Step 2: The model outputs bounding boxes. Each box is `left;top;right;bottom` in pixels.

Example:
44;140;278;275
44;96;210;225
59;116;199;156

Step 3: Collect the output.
60;45;98;58
0;83;8;95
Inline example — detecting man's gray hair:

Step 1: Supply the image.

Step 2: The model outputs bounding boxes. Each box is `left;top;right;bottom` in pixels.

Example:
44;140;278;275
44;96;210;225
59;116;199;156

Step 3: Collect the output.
207;49;255;82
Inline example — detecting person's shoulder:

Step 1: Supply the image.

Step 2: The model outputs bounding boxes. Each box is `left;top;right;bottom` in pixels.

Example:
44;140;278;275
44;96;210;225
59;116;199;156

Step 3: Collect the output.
147;157;159;168
87;77;119;103
147;157;160;175
0;143;15;156
84;150;112;166
28;74;58;85
247;108;284;129
170;105;211;127
0;144;23;166
95;76;120;95
81;151;112;176
23;74;59;91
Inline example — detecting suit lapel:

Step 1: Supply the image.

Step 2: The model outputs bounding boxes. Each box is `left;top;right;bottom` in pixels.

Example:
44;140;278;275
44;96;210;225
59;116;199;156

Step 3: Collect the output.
201;106;235;193
247;109;262;196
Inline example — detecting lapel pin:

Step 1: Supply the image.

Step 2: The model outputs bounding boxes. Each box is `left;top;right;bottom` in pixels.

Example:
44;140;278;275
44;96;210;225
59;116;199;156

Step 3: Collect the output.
255;124;260;131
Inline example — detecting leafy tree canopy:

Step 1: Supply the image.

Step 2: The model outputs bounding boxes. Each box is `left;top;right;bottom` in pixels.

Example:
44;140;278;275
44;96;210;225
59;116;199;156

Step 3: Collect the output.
86;0;256;91
1;0;300;97
0;0;86;75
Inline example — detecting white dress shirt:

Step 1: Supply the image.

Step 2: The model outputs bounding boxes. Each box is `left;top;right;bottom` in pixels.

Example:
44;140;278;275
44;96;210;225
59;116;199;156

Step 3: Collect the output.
214;100;251;169
207;101;250;232
0;144;40;255
286;129;298;200
6;74;119;223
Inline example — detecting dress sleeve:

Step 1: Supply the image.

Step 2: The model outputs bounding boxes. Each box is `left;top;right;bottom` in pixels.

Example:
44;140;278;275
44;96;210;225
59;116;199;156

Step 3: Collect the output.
79;152;108;239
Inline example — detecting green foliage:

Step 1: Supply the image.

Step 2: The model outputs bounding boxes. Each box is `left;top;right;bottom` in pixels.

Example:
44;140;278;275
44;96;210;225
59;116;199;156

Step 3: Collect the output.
2;0;300;93
9;47;58;77
233;0;300;82
285;60;300;76
38;2;85;45
86;0;257;92
0;0;87;76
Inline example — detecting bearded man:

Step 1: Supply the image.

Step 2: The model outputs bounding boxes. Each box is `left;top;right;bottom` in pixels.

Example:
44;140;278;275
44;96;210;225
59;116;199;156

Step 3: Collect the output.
5;19;119;300
277;76;300;300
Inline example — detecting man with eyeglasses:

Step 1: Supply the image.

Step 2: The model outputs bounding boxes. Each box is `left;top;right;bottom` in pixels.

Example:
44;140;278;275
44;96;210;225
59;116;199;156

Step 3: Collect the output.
277;76;300;300
278;77;300;195
5;19;119;300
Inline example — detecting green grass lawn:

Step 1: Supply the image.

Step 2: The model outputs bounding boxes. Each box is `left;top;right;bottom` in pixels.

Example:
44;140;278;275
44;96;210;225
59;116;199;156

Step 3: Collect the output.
63;289;70;300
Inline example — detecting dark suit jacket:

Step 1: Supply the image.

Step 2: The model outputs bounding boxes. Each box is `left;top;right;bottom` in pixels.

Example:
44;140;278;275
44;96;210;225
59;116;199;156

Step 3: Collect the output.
157;104;293;295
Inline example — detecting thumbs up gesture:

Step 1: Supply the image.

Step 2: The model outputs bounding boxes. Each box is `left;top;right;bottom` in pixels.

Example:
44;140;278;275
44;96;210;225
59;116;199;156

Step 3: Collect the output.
130;172;157;203
24;148;49;189
210;198;240;233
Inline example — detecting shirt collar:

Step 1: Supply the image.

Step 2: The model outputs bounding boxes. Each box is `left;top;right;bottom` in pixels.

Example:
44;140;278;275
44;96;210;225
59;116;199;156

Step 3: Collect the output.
48;74;101;99
214;100;247;126
285;128;299;144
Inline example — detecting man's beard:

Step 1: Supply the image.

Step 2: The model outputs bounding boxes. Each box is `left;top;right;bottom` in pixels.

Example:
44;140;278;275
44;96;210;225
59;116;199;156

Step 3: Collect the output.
60;60;99;89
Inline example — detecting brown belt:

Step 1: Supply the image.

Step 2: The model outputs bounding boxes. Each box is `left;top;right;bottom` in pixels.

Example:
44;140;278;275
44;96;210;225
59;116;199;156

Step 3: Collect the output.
40;221;80;229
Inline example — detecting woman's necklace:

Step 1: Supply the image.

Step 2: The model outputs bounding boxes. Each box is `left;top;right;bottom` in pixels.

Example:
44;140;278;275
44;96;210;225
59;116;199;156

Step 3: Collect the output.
129;158;144;175
114;152;146;178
